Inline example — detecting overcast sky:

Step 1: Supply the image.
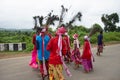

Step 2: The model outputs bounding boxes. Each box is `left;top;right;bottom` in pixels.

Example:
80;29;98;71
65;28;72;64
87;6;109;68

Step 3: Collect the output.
0;0;120;30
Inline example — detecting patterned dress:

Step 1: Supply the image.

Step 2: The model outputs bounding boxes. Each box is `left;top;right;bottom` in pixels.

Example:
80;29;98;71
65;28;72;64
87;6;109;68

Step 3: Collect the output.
71;39;81;64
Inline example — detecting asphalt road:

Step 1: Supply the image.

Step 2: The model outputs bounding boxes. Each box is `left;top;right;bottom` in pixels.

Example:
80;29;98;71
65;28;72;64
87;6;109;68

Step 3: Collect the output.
0;44;120;80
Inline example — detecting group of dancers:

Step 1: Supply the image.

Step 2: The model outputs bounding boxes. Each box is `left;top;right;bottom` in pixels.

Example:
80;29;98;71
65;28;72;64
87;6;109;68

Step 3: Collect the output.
29;25;103;80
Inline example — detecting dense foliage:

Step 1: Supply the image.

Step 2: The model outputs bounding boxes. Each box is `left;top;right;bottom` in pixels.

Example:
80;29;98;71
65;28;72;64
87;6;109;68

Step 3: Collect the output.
0;26;120;51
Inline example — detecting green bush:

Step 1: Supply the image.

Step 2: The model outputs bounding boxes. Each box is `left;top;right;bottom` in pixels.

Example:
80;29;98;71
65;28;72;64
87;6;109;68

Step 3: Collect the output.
104;32;120;42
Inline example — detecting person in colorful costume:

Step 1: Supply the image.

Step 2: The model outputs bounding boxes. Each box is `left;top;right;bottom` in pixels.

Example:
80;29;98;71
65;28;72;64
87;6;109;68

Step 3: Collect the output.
81;35;94;73
47;27;71;80
36;28;51;79
71;33;81;69
63;31;72;63
29;27;42;69
96;31;104;56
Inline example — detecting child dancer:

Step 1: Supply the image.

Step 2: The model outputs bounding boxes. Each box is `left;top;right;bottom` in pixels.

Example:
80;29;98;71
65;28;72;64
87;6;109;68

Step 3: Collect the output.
71;33;81;69
36;28;51;79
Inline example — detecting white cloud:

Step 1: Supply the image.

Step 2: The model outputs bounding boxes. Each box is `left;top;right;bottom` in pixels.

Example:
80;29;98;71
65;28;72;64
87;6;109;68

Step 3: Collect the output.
0;0;120;29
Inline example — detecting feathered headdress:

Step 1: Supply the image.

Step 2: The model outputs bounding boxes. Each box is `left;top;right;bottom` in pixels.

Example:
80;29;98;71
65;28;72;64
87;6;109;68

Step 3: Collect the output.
88;24;103;37
65;12;82;29
58;5;68;27
33;10;59;30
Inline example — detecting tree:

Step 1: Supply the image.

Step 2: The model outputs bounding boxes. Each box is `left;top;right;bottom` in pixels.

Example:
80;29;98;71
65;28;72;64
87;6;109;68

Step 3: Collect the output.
101;13;119;32
116;26;120;32
65;12;82;29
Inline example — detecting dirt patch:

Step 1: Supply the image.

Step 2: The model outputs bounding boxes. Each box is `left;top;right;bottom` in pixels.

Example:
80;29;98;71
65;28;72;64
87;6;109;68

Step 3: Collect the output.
0;52;31;59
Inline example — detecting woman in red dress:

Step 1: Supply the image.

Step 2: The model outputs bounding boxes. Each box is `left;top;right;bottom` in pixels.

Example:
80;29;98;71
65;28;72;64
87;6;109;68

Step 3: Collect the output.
47;27;71;80
81;35;94;73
